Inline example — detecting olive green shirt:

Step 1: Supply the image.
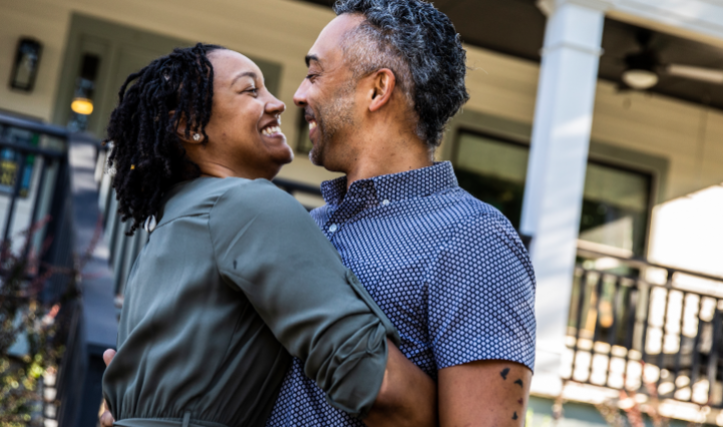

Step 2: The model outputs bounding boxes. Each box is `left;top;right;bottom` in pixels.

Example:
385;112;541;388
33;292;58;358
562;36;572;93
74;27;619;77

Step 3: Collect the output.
102;178;399;427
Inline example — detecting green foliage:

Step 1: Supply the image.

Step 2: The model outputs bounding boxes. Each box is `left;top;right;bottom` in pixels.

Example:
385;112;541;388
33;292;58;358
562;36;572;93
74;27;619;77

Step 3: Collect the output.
0;233;72;427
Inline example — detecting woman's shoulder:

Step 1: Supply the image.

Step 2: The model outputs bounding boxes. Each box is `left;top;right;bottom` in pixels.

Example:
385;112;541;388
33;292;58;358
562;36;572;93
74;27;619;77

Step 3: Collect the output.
211;178;307;219
158;177;296;226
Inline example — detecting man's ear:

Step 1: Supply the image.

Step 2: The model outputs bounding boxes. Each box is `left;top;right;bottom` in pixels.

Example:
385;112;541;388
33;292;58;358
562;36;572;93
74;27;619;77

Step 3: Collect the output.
368;69;396;113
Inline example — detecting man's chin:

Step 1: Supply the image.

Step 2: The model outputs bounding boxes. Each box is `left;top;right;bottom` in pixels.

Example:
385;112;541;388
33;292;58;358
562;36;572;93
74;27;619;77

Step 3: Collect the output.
308;148;324;167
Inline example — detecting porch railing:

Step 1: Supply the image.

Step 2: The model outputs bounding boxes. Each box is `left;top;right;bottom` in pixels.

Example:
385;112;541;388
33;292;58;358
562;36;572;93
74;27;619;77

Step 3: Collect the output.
0;113;73;300
566;244;723;407
0;111;111;427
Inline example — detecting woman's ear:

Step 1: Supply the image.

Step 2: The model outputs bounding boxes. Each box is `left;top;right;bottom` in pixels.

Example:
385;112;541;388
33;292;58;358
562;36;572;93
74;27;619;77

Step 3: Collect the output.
170;111;203;144
368;69;396;113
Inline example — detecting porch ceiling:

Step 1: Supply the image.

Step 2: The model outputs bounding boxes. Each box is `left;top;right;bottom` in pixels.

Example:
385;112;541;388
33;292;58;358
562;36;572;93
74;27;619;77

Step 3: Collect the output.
294;0;723;112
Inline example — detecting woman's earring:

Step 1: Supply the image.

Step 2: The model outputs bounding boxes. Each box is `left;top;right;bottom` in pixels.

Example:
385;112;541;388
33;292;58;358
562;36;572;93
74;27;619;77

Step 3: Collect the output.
193;133;202;142
144;215;157;233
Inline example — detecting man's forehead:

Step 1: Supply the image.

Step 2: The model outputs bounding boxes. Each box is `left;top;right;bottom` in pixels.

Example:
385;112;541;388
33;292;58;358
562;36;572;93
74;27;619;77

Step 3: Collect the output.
306;14;365;66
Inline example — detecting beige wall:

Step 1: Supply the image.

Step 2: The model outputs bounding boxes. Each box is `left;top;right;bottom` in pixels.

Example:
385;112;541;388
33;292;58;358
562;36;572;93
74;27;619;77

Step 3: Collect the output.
0;0;343;184
1;0;722;262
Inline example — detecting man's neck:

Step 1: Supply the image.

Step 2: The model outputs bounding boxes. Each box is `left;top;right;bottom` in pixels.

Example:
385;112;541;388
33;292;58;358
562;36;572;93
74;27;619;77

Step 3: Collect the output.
344;146;433;189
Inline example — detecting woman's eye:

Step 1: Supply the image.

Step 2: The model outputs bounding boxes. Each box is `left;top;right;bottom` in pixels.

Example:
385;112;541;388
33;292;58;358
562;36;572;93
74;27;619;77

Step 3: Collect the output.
246;88;259;96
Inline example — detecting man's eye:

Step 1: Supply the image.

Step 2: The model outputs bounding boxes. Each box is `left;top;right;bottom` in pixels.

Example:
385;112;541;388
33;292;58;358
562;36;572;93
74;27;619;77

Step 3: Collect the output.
306;74;318;81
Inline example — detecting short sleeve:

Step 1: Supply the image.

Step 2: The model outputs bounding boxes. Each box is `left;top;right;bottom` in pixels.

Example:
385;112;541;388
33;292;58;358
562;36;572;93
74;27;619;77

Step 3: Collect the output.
427;212;536;371
208;179;399;419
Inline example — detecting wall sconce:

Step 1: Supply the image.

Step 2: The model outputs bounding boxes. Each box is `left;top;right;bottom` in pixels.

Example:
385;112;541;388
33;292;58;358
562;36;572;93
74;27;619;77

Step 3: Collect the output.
9;37;43;92
70;54;100;116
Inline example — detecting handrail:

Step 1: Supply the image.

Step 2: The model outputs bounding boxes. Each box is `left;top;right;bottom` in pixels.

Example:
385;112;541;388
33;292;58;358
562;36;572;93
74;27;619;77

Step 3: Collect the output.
0;112;101;146
0;113;70;139
0;137;66;158
577;243;723;284
272;177;323;196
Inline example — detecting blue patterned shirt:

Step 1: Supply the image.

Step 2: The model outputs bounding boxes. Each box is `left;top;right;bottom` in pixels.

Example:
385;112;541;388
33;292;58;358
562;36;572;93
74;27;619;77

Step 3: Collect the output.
266;161;536;426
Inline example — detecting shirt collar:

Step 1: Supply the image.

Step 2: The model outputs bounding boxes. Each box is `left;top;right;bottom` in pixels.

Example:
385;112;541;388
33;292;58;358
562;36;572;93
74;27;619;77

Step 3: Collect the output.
319;161;458;207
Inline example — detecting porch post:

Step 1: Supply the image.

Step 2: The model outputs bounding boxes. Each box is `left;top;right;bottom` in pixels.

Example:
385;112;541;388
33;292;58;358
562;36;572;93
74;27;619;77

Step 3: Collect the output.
521;0;610;396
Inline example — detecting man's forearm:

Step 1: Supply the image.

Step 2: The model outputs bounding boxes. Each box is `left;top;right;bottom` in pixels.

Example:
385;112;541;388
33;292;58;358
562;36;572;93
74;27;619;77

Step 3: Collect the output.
364;339;438;427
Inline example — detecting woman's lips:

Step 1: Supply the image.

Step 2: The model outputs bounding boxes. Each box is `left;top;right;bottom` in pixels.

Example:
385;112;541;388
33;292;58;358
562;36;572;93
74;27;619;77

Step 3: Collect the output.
261;125;284;138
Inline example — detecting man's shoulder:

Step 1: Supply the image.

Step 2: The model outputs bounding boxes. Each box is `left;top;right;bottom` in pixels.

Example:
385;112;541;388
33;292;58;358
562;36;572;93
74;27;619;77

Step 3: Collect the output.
432;189;533;271
432;187;520;237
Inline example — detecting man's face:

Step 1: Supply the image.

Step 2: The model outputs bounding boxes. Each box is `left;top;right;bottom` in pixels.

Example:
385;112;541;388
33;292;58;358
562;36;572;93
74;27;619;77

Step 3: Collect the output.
294;14;365;169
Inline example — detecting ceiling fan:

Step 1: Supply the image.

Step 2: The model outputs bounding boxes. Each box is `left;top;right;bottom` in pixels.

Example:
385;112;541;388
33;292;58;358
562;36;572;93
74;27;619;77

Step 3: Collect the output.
620;30;723;90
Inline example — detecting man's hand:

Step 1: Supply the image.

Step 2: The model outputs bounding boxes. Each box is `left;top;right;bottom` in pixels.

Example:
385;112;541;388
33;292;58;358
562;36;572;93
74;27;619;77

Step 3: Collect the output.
364;340;438;427
99;349;116;427
439;360;532;427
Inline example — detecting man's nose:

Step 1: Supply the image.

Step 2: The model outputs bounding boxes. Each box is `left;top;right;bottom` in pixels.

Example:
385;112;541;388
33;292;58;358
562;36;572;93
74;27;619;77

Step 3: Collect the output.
293;80;309;107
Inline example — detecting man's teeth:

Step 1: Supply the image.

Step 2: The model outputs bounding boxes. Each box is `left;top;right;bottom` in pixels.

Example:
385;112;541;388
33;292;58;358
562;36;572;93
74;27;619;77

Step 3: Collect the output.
309;122;317;130
262;126;282;136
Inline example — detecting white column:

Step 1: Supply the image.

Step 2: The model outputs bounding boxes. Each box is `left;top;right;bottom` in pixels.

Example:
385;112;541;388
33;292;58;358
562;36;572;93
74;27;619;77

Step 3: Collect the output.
522;0;609;397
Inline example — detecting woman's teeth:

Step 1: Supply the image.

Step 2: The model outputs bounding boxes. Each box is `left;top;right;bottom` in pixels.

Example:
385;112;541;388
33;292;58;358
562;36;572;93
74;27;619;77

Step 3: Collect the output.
262;126;281;136
309;122;317;131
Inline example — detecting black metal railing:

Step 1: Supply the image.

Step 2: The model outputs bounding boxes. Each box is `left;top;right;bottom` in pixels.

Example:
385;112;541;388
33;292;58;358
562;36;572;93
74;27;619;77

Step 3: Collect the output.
566;244;723;407
274;177;324;211
0;113;74;300
0;112;109;427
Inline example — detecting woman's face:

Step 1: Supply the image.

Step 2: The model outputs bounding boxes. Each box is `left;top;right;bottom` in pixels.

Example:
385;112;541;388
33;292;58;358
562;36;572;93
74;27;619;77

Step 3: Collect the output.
189;49;293;180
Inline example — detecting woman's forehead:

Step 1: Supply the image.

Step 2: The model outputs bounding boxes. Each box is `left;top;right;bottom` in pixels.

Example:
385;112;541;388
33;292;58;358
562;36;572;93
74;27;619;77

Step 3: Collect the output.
209;49;263;84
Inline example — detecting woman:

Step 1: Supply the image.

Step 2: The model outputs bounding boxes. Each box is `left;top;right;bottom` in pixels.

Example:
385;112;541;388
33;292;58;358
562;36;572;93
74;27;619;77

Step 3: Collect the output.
101;44;432;427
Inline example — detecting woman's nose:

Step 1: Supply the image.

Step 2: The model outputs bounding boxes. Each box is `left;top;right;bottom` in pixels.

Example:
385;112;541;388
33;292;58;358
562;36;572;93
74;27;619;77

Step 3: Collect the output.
267;95;286;115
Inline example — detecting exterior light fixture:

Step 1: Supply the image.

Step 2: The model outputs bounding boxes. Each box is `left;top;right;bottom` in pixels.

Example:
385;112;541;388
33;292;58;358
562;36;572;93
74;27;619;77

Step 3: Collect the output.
70;54;100;117
622;69;659;90
71;97;94;115
622;49;659;90
9;38;43;92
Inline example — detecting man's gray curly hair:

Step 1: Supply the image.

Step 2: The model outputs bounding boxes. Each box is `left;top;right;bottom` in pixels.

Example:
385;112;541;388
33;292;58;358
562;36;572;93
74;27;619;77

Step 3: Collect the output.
334;0;470;148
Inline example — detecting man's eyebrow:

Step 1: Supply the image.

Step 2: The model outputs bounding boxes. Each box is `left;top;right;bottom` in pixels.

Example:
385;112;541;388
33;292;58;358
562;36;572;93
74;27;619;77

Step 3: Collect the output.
305;55;321;68
231;71;257;86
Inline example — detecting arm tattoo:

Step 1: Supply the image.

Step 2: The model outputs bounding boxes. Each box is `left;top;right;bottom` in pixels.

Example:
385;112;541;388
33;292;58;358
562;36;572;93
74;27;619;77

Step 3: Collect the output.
514;379;523;387
500;367;510;380
512;412;518;420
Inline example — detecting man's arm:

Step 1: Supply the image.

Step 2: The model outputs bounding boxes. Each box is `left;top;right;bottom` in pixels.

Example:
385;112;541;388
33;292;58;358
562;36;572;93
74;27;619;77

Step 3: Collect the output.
366;340;438;427
439;360;531;427
426;214;536;427
100;344;438;427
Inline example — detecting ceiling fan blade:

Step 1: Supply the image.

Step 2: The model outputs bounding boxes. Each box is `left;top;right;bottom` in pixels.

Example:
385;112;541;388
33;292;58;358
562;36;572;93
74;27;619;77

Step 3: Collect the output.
666;64;723;84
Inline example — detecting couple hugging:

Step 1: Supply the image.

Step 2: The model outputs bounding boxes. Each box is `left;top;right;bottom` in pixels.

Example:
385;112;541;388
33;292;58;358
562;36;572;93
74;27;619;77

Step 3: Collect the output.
100;1;536;426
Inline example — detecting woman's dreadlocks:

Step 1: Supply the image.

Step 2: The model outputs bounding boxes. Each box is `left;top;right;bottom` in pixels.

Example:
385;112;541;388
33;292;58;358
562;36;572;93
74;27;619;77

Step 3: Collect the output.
105;43;224;235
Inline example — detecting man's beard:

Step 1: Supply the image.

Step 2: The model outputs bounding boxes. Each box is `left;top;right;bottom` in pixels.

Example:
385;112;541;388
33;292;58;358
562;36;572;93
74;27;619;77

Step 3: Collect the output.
309;83;356;167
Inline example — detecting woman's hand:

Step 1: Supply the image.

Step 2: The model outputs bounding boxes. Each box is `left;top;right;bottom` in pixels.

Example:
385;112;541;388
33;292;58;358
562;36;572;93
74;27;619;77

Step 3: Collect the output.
99;349;116;427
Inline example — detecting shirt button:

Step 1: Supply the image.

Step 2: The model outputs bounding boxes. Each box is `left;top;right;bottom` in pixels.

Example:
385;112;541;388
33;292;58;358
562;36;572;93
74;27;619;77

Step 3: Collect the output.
328;224;338;233
382;199;390;206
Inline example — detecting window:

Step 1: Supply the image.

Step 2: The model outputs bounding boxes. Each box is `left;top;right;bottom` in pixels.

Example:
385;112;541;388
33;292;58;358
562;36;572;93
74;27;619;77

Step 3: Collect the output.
453;130;652;257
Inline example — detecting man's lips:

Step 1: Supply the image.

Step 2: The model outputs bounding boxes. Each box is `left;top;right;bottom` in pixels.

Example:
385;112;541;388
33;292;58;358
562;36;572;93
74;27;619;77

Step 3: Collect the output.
307;117;318;139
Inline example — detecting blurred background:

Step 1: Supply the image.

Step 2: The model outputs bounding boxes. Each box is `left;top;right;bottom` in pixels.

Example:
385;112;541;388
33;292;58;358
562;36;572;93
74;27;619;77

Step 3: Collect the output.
1;0;723;425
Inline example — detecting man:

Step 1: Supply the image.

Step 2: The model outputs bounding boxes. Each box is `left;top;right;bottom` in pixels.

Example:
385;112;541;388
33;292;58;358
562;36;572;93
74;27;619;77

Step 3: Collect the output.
266;1;536;426
103;1;535;425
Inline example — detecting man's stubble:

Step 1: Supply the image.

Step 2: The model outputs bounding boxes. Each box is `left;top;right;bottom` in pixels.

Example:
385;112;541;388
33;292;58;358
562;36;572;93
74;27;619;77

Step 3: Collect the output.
309;82;356;167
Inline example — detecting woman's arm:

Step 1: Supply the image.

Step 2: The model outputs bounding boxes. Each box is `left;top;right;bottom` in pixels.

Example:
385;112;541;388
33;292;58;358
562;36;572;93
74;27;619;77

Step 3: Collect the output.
100;341;439;427
208;180;435;421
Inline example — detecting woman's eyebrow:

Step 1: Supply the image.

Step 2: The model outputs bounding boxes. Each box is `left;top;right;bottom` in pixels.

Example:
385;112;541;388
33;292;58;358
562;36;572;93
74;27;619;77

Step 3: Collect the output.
231;71;257;87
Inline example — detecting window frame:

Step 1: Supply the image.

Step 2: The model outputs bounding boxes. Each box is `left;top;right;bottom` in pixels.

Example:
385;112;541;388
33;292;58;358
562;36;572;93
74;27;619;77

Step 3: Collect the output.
452;127;656;257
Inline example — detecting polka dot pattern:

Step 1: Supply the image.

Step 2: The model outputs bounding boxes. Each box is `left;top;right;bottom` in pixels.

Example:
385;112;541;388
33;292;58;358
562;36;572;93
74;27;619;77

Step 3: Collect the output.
266;161;536;426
